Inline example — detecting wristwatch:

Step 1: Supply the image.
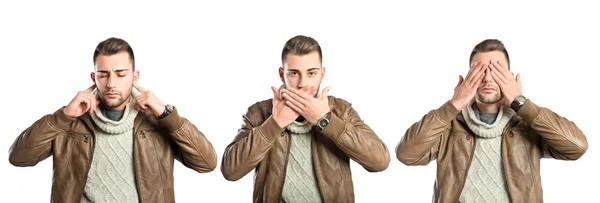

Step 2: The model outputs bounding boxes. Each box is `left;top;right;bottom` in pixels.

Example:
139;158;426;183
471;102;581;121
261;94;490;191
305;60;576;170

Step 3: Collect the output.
317;111;331;131
510;95;527;112
158;104;174;119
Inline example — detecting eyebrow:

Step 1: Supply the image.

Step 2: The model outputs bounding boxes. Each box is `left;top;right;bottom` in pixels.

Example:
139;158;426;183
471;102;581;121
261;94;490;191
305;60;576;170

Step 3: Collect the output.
97;69;130;73
287;67;321;72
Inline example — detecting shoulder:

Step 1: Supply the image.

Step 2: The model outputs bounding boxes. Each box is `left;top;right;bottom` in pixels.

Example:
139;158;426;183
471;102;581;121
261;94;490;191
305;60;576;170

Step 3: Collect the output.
243;98;274;126
327;95;355;117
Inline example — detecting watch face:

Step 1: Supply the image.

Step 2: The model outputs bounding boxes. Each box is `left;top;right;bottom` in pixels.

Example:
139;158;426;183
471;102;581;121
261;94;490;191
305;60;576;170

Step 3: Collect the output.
319;119;329;128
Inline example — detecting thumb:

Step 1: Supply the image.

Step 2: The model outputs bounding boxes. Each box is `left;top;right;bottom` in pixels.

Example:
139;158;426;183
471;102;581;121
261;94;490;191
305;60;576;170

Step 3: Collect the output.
271;86;280;101
320;86;331;100
516;73;521;84
457;75;464;86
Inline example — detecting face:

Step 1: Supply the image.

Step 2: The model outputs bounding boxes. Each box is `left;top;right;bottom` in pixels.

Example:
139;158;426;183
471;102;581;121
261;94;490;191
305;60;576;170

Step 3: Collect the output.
91;51;139;110
471;51;509;104
279;51;325;97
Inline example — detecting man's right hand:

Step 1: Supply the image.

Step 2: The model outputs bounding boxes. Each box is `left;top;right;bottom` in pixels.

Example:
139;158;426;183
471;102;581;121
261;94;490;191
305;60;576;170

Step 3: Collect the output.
271;86;302;129
450;62;487;110
63;84;100;119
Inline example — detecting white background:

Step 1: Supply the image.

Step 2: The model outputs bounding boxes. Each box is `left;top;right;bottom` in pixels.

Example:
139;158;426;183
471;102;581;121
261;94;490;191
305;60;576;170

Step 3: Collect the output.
1;1;598;202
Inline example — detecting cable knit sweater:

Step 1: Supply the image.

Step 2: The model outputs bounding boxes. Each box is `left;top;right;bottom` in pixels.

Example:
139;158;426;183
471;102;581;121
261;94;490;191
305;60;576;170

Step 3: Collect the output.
280;119;323;203
458;104;516;203
81;94;140;203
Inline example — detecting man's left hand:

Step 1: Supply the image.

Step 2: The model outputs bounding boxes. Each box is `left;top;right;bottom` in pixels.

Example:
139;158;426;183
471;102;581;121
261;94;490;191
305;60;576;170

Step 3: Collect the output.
489;60;523;104
281;86;331;125
134;83;166;117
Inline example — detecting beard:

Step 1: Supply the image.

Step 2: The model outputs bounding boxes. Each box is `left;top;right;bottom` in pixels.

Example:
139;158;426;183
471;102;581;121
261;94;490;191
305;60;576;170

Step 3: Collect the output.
476;90;504;104
98;89;129;109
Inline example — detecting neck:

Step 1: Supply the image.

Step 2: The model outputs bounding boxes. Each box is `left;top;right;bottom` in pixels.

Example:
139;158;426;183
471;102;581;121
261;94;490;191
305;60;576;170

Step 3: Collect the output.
475;101;503;113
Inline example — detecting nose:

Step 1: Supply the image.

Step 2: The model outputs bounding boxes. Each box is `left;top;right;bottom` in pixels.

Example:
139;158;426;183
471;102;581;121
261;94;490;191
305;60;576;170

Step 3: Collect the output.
297;75;308;89
106;74;116;89
483;65;493;83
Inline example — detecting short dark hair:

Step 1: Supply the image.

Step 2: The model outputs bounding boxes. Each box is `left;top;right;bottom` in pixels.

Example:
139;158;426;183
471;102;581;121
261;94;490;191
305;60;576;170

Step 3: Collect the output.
93;37;135;70
281;35;322;65
469;39;510;68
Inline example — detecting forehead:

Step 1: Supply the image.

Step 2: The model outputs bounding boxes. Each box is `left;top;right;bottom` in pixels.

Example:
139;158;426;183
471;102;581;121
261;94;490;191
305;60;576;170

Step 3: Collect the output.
95;51;132;71
284;51;321;71
471;51;508;64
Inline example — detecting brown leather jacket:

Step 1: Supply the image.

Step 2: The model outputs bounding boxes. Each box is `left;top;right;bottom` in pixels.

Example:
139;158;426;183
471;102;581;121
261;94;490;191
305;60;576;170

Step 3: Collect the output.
9;106;218;203
396;99;588;203
221;96;391;203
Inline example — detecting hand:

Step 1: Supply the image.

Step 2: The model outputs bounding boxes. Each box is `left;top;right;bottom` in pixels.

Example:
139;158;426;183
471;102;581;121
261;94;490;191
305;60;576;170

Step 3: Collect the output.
489;60;522;104
271;86;300;128
450;62;487;110
281;86;331;125
64;84;100;118
134;83;166;117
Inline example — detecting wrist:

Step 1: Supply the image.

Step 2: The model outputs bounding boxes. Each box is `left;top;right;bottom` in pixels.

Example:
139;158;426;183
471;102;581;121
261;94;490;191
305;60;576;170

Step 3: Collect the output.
157;104;174;119
510;95;527;112
272;115;288;129
62;108;77;119
316;111;331;131
450;99;464;110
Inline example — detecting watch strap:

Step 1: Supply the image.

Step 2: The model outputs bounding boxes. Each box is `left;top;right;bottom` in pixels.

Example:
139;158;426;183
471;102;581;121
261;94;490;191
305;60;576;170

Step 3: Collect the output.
158;104;174;119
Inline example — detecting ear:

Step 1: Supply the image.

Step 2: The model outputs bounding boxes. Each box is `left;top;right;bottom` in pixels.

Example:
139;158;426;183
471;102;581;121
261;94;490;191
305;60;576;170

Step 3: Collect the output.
90;72;96;84
133;70;140;84
278;67;285;83
321;66;326;81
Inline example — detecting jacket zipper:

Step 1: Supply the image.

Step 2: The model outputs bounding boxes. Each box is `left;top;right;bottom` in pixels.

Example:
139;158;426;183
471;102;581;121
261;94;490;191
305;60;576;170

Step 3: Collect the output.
311;131;326;203
276;131;292;203
132;116;150;202
66;131;89;142
454;130;476;202
501;119;518;203
70;118;96;202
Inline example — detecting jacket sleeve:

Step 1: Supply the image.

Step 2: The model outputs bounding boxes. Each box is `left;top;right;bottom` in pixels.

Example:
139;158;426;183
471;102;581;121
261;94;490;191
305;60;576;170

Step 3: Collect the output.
320;98;391;172
159;106;218;173
396;101;459;166
9;107;75;166
220;102;285;181
517;99;588;160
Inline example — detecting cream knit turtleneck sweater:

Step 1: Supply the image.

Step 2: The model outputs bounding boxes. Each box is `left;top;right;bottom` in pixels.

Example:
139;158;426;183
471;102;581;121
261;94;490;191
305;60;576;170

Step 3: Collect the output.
458;104;516;203
280;119;323;203
81;91;140;203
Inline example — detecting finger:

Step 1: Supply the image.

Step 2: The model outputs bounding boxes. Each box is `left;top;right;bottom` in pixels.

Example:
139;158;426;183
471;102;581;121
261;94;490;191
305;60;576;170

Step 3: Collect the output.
470;61;480;69
282;91;307;107
285;100;303;113
490;68;505;86
94;98;101;112
136;96;148;110
489;63;506;83
467;62;486;81
285;87;312;100
83;95;94;113
455;75;464;88
466;63;486;84
463;64;477;82
271;86;281;101
471;68;486;88
90;95;97;113
137;102;147;111
454;75;464;91
490;61;510;81
133;83;148;93
84;84;97;93
320;86;331;99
